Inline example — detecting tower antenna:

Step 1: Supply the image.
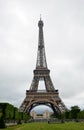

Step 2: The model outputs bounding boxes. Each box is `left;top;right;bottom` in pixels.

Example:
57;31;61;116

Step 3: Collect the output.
40;14;42;20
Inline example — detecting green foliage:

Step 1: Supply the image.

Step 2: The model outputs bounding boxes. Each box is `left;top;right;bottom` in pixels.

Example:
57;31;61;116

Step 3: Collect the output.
78;110;84;119
13;107;19;120
23;112;28;120
70;106;80;119
0;112;2;117
1;102;84;124
61;106;83;119
0;103;7;118
0;103;29;122
65;111;70;119
5;103;14;119
0;103;14;119
0;115;6;128
18;112;23;120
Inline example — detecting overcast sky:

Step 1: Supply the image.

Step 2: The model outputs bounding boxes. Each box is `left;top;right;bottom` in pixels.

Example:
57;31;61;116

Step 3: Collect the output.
0;0;84;111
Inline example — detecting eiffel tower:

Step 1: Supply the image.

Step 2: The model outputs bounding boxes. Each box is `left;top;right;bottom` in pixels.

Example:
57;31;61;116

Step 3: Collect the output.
19;18;67;115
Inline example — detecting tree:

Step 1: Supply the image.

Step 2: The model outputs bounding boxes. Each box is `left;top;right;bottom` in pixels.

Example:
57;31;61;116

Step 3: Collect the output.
0;102;30;123
70;106;80;119
65;111;70;119
78;110;84;119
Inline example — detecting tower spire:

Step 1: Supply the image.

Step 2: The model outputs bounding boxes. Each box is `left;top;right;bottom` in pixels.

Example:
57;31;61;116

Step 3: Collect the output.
36;18;47;68
40;14;41;20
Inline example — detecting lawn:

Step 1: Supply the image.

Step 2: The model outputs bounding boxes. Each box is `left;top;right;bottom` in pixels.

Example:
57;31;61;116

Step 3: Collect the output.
0;122;84;130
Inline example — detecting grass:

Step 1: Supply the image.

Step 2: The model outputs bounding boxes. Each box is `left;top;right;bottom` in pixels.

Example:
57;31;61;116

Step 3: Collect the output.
0;122;84;130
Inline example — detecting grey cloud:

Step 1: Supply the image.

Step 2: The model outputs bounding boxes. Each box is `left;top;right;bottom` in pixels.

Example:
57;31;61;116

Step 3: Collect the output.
0;0;84;110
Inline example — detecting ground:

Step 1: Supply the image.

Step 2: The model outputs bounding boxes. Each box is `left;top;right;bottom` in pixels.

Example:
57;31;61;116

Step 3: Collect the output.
0;122;84;130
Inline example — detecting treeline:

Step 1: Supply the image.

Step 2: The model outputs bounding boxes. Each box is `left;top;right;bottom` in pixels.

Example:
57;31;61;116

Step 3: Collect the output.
0;103;30;122
51;106;84;120
61;106;84;120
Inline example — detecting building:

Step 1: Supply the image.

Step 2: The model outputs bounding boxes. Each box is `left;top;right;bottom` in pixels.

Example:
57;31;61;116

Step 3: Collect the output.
30;110;53;119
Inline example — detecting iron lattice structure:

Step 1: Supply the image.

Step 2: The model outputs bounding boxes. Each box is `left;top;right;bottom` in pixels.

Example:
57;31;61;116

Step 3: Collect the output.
19;18;67;115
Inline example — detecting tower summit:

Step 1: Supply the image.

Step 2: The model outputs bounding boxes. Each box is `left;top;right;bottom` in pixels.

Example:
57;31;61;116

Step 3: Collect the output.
19;18;67;115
